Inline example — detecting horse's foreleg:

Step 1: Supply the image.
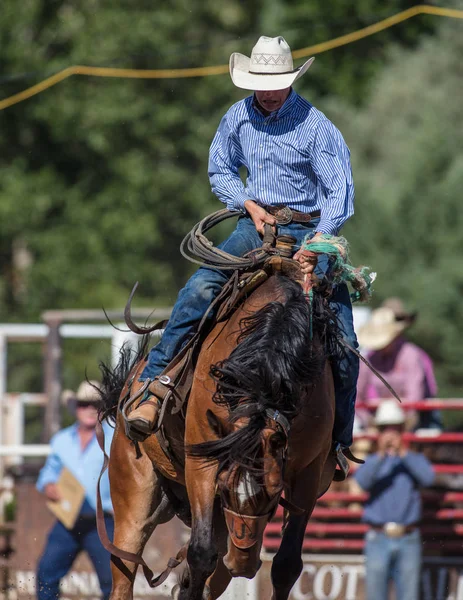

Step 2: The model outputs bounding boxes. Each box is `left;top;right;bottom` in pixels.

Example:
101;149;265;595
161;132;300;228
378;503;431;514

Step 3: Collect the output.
108;429;174;600
206;508;232;599
271;460;324;600
179;459;218;600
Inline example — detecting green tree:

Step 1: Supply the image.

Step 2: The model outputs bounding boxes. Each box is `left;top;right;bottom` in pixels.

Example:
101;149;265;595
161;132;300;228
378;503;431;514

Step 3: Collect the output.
0;0;449;394
0;0;439;321
330;20;463;397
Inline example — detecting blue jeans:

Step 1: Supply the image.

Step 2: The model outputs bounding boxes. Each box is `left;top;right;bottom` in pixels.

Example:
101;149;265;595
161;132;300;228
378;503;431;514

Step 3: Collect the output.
365;529;422;600
37;515;114;600
141;217;359;447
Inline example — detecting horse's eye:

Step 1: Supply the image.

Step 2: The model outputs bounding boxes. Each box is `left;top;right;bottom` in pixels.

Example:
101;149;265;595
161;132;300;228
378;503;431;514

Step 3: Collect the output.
269;432;286;453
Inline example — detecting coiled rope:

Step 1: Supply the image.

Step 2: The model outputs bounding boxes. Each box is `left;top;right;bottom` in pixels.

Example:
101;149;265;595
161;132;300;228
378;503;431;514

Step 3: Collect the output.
180;208;275;270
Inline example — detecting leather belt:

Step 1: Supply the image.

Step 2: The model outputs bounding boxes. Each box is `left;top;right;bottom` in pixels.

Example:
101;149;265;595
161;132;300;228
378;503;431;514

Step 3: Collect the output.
266;206;321;225
368;522;417;538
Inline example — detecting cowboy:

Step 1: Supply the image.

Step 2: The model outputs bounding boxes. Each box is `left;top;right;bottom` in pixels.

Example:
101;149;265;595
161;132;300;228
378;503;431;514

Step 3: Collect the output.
36;381;114;600
356;298;443;431
355;399;435;600
127;36;359;464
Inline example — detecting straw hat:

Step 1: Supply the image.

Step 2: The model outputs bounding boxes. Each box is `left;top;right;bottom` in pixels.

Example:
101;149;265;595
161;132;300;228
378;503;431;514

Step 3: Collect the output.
75;380;101;403
381;297;417;323
61;380;102;406
357;296;418;351
357;307;408;351
229;36;314;91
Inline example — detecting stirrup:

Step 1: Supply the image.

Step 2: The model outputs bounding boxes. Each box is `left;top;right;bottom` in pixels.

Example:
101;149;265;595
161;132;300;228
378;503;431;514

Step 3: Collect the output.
332;442;364;482
124;397;160;442
125;422;151;443
122;380;158;442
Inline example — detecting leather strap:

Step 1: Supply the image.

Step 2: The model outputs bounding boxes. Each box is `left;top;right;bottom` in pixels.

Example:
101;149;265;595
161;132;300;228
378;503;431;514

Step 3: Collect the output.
279;496;306;516
223;506;271;550
266;206;321;224
343;447;365;465
95;421;187;587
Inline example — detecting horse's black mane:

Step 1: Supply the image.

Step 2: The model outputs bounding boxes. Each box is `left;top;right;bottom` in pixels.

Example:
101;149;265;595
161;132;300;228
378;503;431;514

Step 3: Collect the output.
188;275;340;475
97;335;150;425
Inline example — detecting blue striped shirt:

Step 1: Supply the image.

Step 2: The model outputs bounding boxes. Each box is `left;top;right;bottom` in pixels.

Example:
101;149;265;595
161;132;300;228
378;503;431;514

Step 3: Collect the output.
208;89;354;235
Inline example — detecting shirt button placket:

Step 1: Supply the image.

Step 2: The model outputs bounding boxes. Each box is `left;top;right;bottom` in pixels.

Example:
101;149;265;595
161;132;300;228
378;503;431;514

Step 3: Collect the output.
259;132;264;170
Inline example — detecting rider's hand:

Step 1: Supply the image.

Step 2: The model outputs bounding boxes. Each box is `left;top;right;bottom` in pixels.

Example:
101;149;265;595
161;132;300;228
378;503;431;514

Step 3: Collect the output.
44;483;62;502
244;200;276;235
293;232;324;274
377;430;404;457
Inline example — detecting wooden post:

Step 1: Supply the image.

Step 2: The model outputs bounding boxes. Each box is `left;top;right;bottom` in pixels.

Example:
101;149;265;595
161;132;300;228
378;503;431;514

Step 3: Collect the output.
43;319;62;441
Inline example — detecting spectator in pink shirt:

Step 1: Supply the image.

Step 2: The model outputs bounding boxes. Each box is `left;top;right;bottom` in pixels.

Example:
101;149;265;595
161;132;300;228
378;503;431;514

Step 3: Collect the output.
356;298;442;432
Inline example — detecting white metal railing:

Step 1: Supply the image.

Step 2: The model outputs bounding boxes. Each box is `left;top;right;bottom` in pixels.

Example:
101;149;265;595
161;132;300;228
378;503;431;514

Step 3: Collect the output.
0;445;50;457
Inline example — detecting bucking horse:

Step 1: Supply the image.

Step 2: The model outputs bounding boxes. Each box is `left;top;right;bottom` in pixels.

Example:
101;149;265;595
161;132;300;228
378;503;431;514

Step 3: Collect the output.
95;210;372;600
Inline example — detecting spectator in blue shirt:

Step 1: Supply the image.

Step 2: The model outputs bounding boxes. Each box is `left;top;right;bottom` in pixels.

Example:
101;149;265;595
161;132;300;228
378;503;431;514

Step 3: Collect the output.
355;399;435;600
126;35;359;471
36;380;114;600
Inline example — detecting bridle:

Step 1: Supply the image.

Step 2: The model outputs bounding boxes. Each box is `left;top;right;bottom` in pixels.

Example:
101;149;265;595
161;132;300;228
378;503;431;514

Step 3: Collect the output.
221;408;300;551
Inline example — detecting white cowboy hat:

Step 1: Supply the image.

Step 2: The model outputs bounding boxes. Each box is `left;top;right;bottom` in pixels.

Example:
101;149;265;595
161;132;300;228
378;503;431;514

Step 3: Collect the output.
76;380;101;403
61;380;102;406
229;36;314;91
375;399;405;427
357;307;408;351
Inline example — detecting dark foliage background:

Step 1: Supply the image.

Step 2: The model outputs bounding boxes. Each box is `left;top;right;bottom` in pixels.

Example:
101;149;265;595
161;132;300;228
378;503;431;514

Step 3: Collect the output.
0;1;461;416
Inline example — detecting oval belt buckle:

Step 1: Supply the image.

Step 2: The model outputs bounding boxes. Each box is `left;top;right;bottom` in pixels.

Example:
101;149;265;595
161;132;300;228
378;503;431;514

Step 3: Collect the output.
274;207;293;225
384;522;405;537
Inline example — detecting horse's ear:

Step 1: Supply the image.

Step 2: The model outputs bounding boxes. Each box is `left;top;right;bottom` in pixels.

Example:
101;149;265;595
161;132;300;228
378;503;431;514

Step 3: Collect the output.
206;409;230;438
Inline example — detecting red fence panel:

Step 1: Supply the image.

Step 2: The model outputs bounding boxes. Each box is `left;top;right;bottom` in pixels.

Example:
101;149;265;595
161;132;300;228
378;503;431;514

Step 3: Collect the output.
263;398;463;556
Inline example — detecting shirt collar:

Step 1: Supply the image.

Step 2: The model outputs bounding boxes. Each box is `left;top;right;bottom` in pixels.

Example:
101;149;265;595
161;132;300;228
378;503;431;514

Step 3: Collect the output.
252;88;298;120
70;421;96;442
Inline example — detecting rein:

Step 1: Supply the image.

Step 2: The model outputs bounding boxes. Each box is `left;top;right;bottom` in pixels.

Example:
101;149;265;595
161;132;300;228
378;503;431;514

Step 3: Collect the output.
339;338;402;404
265;409;307;517
95;421;187;587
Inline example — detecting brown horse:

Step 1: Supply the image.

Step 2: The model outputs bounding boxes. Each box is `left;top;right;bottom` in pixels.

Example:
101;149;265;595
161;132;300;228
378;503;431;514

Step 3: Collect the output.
99;268;337;600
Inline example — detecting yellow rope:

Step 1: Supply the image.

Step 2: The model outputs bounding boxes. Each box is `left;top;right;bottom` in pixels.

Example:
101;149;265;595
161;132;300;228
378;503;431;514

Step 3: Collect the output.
292;5;463;58
0;4;462;111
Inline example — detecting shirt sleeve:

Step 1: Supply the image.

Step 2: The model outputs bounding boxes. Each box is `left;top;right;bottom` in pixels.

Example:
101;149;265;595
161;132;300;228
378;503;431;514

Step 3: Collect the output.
354;454;384;491
420;350;438;397
356;359;372;403
36;436;63;492
402;453;435;487
208;112;250;212
309;119;355;235
402;346;427;402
